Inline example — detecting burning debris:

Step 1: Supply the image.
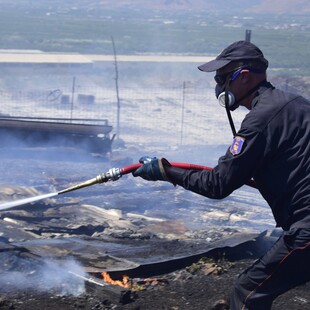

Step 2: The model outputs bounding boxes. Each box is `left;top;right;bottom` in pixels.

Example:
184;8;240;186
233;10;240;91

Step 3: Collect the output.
0;247;133;306
100;271;170;292
102;272;131;288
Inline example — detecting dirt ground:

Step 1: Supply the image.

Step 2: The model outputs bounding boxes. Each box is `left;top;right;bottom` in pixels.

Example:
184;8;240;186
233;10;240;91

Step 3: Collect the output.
0;257;309;310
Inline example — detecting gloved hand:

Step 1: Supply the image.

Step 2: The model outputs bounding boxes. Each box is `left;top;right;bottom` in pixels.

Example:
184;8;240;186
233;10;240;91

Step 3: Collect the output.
132;156;171;181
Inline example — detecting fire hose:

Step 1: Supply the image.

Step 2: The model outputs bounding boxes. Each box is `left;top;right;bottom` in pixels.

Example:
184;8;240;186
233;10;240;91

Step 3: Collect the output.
0;162;257;210
58;162;257;195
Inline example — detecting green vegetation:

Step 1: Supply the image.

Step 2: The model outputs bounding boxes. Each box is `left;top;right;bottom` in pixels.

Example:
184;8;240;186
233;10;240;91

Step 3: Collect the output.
0;4;309;75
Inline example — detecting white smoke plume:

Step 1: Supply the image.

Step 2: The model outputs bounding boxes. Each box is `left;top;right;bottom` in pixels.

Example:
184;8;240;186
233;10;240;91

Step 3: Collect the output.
0;258;86;296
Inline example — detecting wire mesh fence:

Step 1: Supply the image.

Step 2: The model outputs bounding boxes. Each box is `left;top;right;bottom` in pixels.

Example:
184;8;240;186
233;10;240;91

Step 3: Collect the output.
0;83;247;147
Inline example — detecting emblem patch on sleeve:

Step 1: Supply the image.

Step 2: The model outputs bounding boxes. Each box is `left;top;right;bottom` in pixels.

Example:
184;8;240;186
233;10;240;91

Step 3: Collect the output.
230;136;245;156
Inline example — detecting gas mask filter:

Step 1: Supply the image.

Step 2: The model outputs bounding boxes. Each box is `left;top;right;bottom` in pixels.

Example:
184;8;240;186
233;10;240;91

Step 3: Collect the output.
215;84;239;111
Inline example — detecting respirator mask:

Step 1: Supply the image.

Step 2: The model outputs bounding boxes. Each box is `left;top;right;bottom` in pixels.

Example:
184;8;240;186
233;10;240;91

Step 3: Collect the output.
214;66;247;111
215;84;238;111
214;80;238;136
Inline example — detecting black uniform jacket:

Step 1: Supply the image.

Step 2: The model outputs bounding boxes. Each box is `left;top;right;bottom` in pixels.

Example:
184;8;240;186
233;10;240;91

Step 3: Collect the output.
166;81;310;230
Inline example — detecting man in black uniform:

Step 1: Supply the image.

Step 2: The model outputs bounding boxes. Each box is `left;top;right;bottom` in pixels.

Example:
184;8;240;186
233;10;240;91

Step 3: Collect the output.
133;41;310;309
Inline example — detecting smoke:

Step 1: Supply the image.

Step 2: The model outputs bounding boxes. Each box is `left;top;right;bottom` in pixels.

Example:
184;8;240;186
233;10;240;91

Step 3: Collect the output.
0;257;86;296
0;131;107;164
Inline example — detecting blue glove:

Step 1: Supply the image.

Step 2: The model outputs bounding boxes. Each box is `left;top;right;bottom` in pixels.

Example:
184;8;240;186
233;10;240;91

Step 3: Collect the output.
132;156;171;181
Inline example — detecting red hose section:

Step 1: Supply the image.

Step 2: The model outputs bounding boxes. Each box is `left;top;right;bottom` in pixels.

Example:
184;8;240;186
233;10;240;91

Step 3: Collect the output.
120;162;257;189
120;162;211;175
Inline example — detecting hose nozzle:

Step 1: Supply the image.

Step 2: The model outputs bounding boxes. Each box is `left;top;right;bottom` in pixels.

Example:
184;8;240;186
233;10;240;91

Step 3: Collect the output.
58;167;122;195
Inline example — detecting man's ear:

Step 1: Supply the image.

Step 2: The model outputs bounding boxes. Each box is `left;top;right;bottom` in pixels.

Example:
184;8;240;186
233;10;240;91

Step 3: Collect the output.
240;70;250;84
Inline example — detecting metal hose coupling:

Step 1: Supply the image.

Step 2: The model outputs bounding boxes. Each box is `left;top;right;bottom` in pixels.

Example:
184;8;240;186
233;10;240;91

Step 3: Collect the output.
97;167;122;182
58;167;122;195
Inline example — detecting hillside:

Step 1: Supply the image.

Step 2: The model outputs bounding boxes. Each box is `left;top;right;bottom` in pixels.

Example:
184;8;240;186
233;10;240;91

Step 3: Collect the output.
0;0;310;14
95;0;310;14
0;0;309;74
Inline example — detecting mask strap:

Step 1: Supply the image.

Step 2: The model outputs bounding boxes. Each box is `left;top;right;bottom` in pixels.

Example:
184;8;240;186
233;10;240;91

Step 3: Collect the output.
224;81;237;137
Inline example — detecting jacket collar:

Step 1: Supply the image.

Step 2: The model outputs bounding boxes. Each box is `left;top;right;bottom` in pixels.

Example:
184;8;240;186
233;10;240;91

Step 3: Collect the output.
251;81;274;108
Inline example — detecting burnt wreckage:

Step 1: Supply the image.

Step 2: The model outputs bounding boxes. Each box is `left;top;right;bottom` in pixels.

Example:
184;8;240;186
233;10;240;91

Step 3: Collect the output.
0;116;115;154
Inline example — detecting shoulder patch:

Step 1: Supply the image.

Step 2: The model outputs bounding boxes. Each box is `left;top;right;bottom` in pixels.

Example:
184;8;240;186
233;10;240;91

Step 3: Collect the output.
230;136;245;156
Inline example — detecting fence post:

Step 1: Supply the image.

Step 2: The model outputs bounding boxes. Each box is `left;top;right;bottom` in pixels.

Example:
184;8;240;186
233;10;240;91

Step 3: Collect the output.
70;76;76;121
111;36;121;140
180;81;186;146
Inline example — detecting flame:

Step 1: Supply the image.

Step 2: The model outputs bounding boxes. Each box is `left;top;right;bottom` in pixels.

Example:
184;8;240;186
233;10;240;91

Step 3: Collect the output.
101;272;131;288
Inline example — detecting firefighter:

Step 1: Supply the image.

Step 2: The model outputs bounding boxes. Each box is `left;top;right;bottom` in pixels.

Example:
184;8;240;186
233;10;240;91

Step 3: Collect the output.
133;41;310;309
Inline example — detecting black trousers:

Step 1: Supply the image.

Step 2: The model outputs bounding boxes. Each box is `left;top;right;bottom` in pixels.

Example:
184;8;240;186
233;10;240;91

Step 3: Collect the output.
230;227;310;310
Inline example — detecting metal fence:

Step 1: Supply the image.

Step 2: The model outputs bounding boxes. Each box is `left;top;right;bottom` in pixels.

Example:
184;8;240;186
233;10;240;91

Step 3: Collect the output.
0;83;247;147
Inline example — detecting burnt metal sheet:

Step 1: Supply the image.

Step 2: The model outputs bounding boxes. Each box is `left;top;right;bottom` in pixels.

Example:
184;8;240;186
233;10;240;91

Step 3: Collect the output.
7;231;266;275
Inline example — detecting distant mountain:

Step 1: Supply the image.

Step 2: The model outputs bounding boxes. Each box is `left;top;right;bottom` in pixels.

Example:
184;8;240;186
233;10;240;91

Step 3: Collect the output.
94;0;310;14
251;0;310;13
1;0;309;14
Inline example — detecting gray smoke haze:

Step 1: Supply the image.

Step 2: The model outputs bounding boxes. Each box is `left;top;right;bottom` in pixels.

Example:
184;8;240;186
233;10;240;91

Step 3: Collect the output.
0;258;86;296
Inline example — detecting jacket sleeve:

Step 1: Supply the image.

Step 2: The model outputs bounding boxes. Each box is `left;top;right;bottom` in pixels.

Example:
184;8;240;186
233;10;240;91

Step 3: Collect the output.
165;128;267;199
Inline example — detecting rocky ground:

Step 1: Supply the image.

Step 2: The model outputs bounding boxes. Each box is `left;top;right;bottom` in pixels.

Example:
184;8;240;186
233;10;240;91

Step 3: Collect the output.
0;257;309;310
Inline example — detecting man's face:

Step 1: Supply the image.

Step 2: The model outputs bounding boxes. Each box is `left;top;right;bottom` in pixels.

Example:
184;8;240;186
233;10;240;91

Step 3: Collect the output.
215;62;245;87
214;66;237;87
215;64;251;109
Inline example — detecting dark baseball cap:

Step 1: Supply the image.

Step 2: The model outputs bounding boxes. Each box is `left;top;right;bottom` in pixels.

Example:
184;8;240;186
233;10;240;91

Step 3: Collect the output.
198;40;269;72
